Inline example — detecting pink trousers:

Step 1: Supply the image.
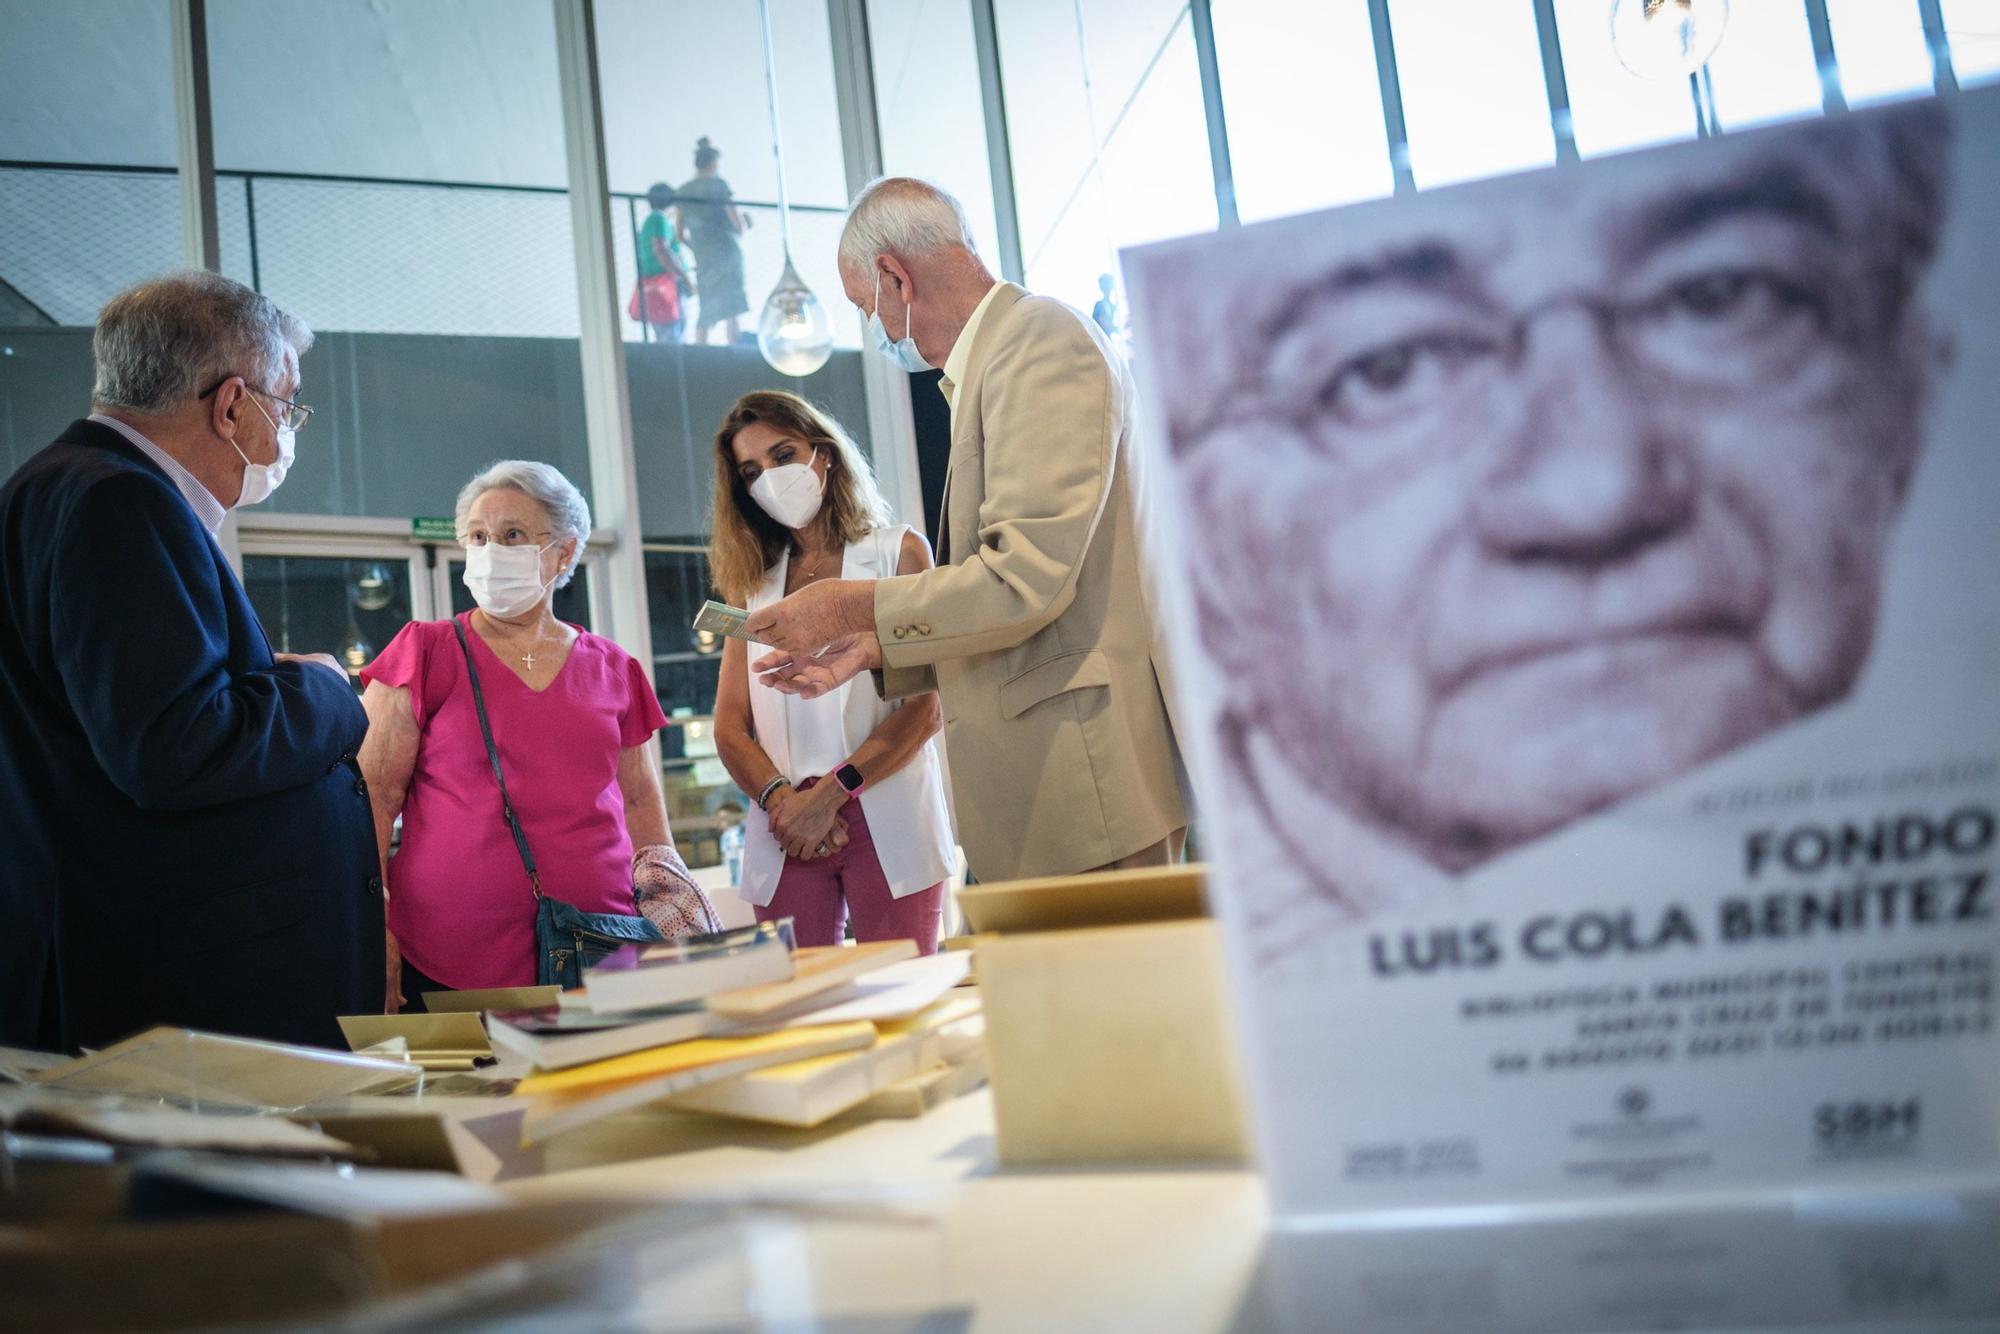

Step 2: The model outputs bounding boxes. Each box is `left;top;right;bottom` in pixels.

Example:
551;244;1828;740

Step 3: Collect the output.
754;784;943;954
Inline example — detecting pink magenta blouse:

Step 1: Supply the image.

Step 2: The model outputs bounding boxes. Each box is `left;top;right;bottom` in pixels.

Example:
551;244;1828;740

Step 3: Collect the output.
360;612;669;988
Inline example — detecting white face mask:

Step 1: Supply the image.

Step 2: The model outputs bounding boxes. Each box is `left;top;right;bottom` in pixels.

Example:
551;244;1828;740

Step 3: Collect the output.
230;396;295;508
463;541;557;619
867;270;932;373
749;447;826;530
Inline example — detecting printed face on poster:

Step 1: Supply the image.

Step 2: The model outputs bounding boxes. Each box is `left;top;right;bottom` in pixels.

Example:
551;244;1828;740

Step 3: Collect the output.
1125;88;2000;1216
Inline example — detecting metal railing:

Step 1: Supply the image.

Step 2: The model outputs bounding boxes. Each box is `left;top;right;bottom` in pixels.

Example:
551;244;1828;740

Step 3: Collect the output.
0;158;848;340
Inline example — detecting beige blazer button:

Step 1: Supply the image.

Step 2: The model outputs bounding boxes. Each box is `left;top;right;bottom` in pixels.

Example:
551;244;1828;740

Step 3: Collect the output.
893;626;907;639
918;624;931;636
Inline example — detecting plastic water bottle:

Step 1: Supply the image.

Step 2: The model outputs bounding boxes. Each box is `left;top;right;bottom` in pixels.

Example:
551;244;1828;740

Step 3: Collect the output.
720;821;745;887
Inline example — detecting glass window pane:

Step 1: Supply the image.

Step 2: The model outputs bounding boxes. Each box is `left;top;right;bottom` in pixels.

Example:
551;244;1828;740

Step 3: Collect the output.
998;0;1216;313
867;0;1004;267
0;170;184;328
598;0;847;211
726;201;859;351
211;1;565;183
629;343;873;541
0;330;98;483
1388;0;1557;188
645;548;727;712
228;178;578;338
0;0;181;481
1942;0;2000;85
597;0;848;357
645;544;745;862
594;0;873;573
1211;0;1394;222
208;0;578;338
1703;0;1824;129
1554;0;1700;157
1088;19;1217;257
611;194;858;350
205;0;590;522
262;333;591;522
1826;0;1937;104
242;555;416;686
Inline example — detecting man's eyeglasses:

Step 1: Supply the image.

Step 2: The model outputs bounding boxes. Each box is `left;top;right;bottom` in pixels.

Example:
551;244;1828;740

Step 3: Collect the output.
198;376;314;432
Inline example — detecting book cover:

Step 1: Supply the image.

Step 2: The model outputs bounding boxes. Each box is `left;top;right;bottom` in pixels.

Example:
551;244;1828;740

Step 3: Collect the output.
516;1023;877;1141
30;1027;415;1110
774;950;973;1028
513;1022;875;1098
663;1030;922;1128
1124;90;2000;1215
486;1001;730;1071
705;940;919;1019
580;918;797;1014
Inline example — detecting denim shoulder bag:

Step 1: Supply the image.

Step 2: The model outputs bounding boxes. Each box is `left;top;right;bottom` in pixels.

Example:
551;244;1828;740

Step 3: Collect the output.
451;617;662;988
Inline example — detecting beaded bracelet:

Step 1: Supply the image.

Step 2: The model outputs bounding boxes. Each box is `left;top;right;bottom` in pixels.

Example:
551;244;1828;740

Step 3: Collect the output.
755;774;790;811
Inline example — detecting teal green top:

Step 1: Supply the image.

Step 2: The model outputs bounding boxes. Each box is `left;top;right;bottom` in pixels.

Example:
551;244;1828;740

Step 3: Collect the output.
637;210;674;278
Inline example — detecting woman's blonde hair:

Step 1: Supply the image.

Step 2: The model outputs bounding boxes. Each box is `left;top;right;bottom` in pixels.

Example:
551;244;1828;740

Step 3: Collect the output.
708;390;893;605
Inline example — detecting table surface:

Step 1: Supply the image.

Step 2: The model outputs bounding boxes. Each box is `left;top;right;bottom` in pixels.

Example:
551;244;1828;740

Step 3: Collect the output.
494;1087;2000;1333
506;1088;1268;1330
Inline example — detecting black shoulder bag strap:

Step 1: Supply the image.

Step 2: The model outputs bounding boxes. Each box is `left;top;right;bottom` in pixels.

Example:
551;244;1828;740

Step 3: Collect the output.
452;616;543;901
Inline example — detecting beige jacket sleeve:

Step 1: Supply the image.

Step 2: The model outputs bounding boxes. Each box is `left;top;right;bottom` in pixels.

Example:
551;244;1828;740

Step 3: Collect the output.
873;300;1115;669
873;661;937;701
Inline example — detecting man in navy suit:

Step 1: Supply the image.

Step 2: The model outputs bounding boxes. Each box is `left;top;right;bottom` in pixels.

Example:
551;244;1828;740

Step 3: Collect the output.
0;270;383;1051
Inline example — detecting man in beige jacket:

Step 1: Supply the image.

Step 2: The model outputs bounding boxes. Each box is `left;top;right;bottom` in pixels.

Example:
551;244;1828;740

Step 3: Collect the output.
745;178;1184;883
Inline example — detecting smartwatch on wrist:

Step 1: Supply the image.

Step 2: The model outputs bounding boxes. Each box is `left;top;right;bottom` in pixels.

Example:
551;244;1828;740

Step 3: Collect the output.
834;763;866;797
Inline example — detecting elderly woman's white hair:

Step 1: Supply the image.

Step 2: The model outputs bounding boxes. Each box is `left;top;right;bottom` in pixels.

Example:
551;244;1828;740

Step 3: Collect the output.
838;177;978;270
454;460;591;588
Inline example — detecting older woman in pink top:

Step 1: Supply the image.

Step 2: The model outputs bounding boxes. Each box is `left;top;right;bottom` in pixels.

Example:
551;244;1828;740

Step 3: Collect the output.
358;461;702;1011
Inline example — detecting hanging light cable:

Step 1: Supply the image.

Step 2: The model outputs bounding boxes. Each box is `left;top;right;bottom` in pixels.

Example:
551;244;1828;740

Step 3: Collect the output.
755;0;835;377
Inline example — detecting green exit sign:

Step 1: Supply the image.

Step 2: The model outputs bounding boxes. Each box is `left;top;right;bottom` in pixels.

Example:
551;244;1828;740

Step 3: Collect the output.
410;517;457;542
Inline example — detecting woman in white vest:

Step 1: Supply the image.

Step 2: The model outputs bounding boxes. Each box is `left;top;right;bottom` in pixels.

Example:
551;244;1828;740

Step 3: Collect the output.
709;391;955;953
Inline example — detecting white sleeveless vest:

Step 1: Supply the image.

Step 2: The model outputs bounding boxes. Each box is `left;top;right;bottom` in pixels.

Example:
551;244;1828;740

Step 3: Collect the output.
740;526;956;907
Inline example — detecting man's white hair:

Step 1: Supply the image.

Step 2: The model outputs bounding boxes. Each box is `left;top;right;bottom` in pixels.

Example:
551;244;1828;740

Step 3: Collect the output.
838;177;977;271
92;270;312;414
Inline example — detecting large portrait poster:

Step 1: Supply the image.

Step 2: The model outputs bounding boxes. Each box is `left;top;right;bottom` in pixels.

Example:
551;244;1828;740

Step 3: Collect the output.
1124;88;2000;1217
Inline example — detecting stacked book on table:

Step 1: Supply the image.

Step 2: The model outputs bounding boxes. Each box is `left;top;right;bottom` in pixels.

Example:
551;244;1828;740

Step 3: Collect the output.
485;920;986;1139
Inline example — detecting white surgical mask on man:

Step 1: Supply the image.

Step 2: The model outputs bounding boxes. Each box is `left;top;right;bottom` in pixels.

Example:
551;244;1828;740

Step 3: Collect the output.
749;447;827;530
868;270;932;373
230;395;295;508
463;541;557;619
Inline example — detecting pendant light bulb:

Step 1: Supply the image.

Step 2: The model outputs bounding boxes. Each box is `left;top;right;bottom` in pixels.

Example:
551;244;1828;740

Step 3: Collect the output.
1609;0;1730;80
759;259;835;377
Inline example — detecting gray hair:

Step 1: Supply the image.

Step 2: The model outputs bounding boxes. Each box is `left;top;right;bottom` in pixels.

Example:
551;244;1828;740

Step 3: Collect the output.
455;460;592;588
92;270;313;413
838;177;977;271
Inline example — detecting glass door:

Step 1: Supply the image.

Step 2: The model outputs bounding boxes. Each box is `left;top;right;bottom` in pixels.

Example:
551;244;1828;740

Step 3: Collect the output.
239;551;423;687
